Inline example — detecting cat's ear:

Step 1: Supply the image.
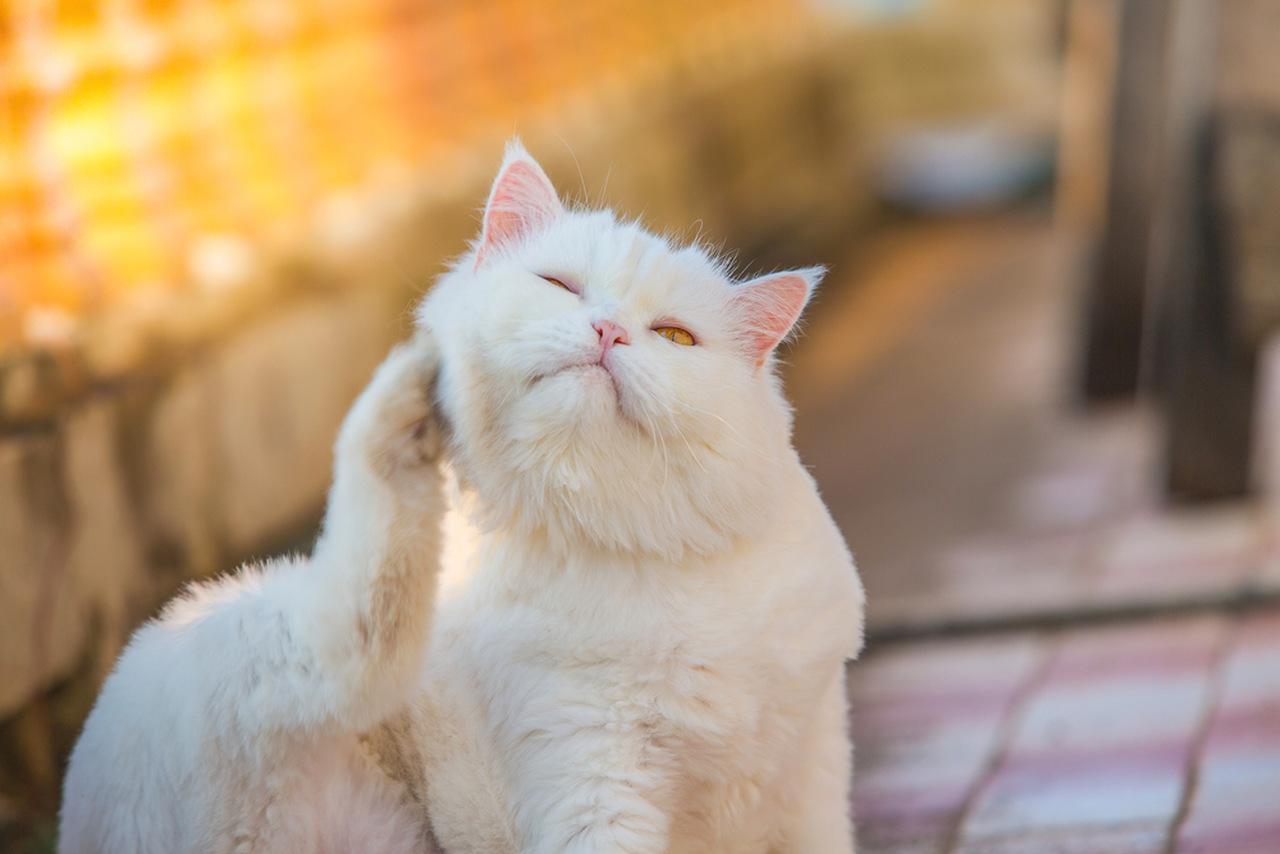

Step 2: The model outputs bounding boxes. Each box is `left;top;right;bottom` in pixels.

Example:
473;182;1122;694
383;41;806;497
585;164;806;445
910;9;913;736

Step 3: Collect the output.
731;267;823;368
475;141;564;268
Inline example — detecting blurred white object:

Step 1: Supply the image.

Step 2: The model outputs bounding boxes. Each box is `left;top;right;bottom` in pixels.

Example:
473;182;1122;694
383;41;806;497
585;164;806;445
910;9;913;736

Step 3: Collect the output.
188;233;259;294
875;121;1055;212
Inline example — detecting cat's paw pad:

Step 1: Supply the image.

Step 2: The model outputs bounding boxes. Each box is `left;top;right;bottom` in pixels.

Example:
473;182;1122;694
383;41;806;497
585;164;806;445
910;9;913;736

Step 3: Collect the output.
340;336;443;479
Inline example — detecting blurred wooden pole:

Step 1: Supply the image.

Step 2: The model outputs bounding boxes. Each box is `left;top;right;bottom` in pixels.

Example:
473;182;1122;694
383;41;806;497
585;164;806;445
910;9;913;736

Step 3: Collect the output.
1078;0;1172;401
1149;0;1256;501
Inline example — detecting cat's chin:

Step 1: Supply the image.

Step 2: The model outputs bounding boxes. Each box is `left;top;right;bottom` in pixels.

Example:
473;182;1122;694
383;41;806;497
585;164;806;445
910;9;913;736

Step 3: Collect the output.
534;363;624;413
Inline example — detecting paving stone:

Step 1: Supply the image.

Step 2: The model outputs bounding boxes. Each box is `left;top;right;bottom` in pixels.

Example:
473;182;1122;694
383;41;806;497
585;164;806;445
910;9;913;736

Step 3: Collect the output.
1175;612;1280;854
960;619;1222;841
952;823;1167;854
1009;676;1211;754
1182;748;1280;825
1178;828;1280;854
851;637;1046;850
851;636;1046;701
849;614;1280;854
854;804;958;854
965;750;1186;836
853;714;1002;832
858;833;948;854
859;835;949;854
1040;618;1223;684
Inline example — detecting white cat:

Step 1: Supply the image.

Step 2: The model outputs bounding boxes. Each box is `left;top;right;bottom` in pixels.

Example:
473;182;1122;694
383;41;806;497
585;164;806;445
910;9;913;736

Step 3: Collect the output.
59;142;865;854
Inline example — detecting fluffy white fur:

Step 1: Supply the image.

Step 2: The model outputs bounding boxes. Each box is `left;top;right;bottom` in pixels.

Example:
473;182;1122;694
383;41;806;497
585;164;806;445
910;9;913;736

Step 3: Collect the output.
59;142;865;853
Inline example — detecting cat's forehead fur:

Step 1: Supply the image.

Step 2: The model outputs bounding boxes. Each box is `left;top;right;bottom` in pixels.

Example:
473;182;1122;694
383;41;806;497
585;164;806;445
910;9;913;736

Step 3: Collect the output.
521;210;723;285
491;210;731;328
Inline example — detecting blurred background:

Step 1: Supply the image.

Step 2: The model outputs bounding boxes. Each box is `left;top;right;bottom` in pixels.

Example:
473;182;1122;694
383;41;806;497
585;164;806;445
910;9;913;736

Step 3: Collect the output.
3;0;1280;851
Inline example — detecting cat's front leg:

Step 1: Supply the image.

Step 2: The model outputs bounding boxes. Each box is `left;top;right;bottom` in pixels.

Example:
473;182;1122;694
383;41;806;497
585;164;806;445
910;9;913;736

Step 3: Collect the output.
775;669;857;853
288;332;448;732
508;711;675;854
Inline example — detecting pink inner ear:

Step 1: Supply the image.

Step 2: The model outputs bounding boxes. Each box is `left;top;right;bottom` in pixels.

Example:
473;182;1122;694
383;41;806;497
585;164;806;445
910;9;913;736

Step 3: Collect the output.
733;272;814;368
476;159;562;267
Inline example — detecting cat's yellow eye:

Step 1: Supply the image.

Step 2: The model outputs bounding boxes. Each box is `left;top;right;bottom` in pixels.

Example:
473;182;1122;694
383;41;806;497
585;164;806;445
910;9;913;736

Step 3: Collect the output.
539;275;575;293
654;326;695;346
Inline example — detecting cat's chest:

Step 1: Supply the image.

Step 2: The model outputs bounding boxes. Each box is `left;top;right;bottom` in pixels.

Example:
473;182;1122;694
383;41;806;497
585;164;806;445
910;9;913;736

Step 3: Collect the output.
440;555;834;740
418;542;856;852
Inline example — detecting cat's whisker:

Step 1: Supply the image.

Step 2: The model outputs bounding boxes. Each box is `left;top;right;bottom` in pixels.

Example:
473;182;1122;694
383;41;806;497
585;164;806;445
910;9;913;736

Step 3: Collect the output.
634;395;673;494
599;162;613;207
553;133;588;206
671;426;711;477
679;401;761;451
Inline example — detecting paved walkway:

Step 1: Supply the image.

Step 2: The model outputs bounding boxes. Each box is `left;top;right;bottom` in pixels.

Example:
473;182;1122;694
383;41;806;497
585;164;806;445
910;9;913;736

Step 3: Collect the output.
850;610;1280;853
785;214;1280;852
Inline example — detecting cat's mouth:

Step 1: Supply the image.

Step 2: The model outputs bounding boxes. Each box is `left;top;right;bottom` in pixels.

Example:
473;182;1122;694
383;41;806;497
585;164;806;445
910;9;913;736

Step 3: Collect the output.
533;360;626;406
534;359;611;383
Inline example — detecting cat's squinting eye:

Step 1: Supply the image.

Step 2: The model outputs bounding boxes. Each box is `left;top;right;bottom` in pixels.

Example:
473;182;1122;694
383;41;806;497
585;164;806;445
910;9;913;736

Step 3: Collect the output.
654;326;695;346
538;275;576;294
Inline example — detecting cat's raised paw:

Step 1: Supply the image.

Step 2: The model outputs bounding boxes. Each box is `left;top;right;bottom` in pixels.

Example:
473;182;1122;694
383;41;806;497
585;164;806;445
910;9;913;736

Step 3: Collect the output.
338;336;444;481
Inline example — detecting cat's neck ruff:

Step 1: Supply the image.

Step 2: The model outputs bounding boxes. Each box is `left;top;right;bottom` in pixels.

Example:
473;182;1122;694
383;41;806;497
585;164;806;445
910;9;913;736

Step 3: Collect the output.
447;434;799;567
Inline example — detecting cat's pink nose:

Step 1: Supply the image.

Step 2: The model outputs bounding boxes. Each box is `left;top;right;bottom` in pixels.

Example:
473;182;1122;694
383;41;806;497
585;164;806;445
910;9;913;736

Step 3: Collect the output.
593;318;629;351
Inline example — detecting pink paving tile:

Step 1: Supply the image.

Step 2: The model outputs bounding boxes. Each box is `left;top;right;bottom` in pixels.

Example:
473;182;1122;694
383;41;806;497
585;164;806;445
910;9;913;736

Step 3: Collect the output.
960;618;1223;841
1202;705;1280;752
855;805;961;854
964;750;1187;835
856;692;1020;735
859;837;948;854
1175;610;1280;853
1007;674;1212;754
850;637;1046;850
854;717;1007;810
855;784;972;826
1177;824;1280;854
1204;617;1280;745
850;637;1046;701
844;637;1044;711
855;783;957;850
853;714;1012;841
1040;617;1223;684
952;823;1167;854
1180;748;1280;829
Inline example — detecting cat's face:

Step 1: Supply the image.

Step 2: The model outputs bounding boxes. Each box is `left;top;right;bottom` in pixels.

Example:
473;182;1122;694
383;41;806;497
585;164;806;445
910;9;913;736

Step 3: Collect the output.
417;143;820;559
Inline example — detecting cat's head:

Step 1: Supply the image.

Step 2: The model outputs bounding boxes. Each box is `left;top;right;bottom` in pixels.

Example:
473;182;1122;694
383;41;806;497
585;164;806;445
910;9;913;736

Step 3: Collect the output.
417;142;820;560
